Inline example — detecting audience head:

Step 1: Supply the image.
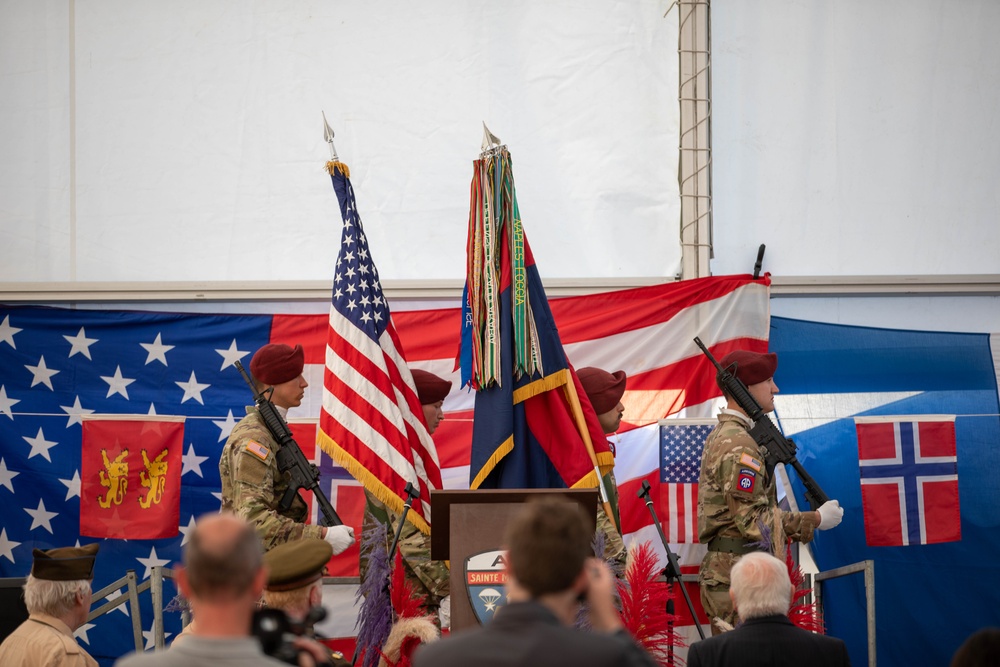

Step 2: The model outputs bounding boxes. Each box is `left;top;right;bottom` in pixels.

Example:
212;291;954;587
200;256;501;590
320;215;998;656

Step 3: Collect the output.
180;513;265;604
262;538;332;616
23;543;99;628
729;552;792;620
951;628;1000;667
504;497;592;597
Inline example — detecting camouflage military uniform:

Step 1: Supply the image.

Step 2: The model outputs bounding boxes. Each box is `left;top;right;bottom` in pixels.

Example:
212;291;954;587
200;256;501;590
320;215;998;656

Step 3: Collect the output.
697;411;819;631
360;490;450;617
597;469;627;570
219;407;324;550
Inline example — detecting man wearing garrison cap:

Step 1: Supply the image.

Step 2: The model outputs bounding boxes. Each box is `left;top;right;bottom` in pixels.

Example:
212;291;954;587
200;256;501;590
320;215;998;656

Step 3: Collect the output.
0;543;100;666
262;539;350;666
219;343;355;554
577;367;629;570
697;350;844;634
359;368;453;625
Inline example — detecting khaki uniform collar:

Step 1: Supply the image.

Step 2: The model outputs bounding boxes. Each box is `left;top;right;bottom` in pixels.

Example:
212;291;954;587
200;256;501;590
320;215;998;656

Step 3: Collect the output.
29;612;75;637
719;408;754;429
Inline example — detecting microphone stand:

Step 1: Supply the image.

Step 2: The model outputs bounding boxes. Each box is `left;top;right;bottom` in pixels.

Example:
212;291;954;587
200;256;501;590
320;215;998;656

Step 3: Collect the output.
638;481;706;641
389;482;420;562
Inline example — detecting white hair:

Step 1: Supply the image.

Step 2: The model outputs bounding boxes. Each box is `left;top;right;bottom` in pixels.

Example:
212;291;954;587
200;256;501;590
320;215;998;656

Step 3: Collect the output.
22;575;91;616
730;552;792;620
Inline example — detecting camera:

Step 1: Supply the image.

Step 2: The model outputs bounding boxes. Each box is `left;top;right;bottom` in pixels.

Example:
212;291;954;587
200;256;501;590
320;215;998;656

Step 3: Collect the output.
252;605;329;666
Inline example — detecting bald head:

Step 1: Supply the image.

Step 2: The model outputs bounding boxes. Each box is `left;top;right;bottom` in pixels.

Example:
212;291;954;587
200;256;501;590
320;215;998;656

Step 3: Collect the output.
184;514;264;601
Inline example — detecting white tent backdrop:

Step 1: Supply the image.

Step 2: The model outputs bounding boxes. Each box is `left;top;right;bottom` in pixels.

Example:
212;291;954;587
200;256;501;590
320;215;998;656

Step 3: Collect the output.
711;0;1000;279
0;1;679;284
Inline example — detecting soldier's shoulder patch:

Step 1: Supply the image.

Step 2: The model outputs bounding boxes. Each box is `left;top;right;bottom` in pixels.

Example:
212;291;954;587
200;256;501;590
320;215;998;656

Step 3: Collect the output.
244;440;270;461
736;468;757;493
739;452;762;471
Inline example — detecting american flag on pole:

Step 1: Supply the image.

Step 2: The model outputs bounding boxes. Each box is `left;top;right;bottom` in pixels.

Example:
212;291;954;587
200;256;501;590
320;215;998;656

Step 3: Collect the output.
316;160;441;534
658;421;714;543
855;415;961;546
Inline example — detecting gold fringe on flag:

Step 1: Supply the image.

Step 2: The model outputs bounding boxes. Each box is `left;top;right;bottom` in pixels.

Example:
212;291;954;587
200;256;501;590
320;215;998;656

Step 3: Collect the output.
325;160;351;178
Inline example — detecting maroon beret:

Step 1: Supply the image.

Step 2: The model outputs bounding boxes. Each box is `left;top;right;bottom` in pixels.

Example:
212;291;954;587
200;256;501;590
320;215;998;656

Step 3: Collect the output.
718;350;778;387
577;367;627;414
411;369;452;405
32;543;99;581
250;343;304;385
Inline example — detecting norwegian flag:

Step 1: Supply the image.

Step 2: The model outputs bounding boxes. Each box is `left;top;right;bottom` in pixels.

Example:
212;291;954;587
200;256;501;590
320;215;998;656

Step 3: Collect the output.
316;163;441;534
855;416;961;546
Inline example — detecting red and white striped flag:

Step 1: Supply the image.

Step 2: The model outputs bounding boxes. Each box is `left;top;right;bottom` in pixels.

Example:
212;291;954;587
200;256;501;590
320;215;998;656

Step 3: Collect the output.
316;162;440;534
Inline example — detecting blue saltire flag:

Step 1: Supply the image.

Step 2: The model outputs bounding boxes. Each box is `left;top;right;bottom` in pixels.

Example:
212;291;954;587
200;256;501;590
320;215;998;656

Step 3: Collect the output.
769;316;1000;667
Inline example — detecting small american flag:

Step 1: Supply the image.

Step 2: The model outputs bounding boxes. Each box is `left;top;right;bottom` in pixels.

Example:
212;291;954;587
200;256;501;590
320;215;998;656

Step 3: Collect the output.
316;162;441;533
658;421;715;543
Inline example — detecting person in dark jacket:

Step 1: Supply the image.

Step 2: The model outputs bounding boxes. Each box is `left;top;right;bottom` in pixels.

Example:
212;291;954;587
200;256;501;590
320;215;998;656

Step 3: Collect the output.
412;497;657;667
687;551;851;667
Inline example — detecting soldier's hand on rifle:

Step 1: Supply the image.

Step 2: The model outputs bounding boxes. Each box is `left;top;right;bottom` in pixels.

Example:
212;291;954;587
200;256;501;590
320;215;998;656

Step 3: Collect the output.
816;500;844;530
323;525;355;555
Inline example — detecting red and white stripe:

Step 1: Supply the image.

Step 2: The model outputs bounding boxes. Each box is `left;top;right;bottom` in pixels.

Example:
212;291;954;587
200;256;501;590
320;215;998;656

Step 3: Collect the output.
317;305;441;527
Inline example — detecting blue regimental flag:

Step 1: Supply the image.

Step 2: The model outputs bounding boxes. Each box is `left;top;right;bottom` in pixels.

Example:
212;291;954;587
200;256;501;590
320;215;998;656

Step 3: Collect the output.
458;146;613;493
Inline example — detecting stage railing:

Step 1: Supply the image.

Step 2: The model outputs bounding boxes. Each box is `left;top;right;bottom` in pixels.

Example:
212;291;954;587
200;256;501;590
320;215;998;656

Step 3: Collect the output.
811;559;876;667
87;566;177;653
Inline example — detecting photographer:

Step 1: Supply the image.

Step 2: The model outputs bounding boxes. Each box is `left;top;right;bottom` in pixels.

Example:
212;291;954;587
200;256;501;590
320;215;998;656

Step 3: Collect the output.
115;513;327;667
261;539;348;666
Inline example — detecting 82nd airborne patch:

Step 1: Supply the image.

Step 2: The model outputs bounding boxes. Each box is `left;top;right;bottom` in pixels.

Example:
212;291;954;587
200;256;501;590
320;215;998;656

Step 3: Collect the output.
737;468;757;493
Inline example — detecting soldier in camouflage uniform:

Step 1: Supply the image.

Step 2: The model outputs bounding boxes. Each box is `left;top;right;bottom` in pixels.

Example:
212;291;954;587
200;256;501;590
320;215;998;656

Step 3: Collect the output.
697;349;844;634
359;369;452;624
577;367;629;570
220;343;355;554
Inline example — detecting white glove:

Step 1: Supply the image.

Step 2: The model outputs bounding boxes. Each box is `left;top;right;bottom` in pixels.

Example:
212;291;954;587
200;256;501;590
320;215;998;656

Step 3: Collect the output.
323;525;355;555
816;500;844;530
439;594;451;629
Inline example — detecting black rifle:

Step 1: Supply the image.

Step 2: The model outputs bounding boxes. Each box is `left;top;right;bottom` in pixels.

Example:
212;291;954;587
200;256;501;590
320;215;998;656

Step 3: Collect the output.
693;337;829;510
234;360;343;526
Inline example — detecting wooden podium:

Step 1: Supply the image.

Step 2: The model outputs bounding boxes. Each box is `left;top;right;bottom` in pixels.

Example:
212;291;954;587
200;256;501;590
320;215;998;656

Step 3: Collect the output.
430;488;598;631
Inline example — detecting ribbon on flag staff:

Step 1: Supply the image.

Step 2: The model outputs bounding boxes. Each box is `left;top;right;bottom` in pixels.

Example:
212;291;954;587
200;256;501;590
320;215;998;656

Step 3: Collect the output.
459;131;614;517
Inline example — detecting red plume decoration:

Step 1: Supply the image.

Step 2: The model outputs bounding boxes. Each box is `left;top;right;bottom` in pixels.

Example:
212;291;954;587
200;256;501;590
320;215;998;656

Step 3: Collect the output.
785;539;824;633
376;552;440;667
616;541;685;665
390;550;426;620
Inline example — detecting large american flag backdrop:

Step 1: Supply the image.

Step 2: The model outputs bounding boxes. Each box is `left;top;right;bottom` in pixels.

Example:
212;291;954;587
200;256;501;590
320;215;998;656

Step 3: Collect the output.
0;273;768;663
